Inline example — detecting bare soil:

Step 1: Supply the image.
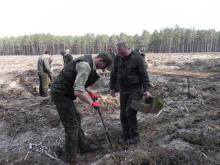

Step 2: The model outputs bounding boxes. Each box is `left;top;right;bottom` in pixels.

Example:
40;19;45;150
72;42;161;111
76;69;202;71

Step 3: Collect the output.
0;53;219;165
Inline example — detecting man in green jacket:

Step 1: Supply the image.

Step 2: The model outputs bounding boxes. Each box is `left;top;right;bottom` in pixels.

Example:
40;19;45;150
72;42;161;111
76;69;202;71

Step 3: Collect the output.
37;50;52;97
51;52;112;163
110;41;151;145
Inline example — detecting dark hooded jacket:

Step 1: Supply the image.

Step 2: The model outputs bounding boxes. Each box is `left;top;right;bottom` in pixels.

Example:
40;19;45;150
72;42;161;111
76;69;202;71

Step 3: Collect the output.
110;50;150;92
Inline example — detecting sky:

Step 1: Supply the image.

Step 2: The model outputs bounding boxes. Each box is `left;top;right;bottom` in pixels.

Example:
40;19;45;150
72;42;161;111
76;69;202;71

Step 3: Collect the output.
0;0;219;37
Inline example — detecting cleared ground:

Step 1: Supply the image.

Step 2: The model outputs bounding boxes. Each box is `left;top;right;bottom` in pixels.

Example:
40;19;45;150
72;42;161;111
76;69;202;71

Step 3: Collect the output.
0;53;220;165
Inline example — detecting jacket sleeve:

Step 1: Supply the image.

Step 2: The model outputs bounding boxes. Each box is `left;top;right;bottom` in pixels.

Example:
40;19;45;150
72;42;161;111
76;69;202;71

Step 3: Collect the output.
43;58;52;77
137;56;150;92
74;62;91;92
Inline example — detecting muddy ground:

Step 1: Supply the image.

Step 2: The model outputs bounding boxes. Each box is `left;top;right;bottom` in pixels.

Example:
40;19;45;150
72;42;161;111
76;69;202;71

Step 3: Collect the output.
0;53;219;165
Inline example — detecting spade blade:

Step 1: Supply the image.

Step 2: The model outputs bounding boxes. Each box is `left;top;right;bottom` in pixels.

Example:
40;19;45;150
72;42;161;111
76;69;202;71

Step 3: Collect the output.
131;97;163;114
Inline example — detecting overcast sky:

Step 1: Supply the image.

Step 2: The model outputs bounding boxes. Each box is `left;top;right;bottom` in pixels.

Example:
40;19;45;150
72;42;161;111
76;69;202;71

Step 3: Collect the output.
0;0;219;37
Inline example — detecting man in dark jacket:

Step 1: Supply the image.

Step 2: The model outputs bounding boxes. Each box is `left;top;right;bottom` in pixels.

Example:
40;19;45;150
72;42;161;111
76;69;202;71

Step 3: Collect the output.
110;41;151;145
50;52;112;163
61;49;73;66
37;50;52;97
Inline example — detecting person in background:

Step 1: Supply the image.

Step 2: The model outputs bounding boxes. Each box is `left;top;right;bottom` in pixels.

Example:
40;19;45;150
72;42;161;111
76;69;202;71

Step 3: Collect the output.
37;50;53;97
134;48;145;58
61;49;73;66
106;47;116;71
110;41;151;145
134;48;148;69
50;52;112;163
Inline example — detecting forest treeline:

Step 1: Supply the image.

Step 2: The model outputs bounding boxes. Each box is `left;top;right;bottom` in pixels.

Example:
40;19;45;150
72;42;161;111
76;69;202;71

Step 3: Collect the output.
0;26;220;55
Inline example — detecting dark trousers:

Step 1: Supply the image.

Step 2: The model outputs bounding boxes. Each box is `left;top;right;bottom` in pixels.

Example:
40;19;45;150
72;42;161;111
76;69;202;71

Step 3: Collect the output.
120;87;143;140
38;73;49;97
51;93;88;160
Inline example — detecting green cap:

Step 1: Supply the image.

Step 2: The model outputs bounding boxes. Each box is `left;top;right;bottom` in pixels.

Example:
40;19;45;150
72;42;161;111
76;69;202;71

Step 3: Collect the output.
97;52;112;67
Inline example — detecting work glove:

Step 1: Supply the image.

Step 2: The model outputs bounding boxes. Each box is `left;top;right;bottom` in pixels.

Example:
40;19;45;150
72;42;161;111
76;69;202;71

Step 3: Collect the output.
91;101;101;110
88;91;100;100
